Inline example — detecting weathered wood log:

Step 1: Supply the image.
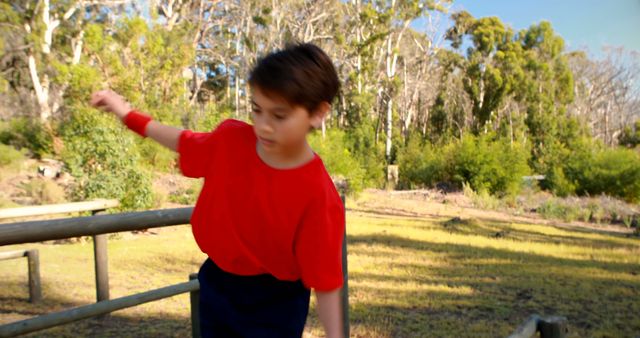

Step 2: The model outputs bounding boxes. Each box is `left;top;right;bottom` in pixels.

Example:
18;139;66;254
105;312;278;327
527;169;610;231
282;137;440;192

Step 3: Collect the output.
0;207;193;246
0;279;200;337
0;199;119;220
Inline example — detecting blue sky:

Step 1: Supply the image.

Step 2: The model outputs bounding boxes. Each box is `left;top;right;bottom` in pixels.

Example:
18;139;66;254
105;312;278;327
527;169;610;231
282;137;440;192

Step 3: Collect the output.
423;0;640;59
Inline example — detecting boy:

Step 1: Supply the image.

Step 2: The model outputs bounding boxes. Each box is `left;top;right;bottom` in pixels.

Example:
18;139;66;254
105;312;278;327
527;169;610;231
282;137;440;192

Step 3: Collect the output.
91;43;345;338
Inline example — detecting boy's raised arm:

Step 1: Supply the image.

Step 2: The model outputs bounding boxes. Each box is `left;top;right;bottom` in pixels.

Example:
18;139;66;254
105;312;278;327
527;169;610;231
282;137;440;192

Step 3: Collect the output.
90;90;183;152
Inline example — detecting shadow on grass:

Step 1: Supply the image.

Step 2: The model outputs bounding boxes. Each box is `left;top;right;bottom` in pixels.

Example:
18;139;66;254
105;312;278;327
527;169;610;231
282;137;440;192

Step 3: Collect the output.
349;207;636;251
346;233;640;337
0;279;193;337
437;217;637;250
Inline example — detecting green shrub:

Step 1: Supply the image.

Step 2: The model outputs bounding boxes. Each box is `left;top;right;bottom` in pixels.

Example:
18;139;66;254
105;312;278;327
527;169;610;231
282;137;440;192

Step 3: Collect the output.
398;133;529;196
168;180;203;205
60;106;154;211
345;120;386;188
21;179;66;205
138;141;177;173
397;136;444;189
618;120;640;148
546;166;576;197
563;145;640;203
463;182;503;210
0;197;19;208
448;134;530;196
0;118;53;158
309;128;367;194
537;198;582;222
0;144;26;168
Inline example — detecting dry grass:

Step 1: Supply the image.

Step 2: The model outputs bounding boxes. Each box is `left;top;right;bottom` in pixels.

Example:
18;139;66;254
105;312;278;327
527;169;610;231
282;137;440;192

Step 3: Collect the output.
1;190;639;337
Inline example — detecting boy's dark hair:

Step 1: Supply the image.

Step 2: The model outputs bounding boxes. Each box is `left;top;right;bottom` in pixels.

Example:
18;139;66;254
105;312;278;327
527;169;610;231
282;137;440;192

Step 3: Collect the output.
249;43;340;113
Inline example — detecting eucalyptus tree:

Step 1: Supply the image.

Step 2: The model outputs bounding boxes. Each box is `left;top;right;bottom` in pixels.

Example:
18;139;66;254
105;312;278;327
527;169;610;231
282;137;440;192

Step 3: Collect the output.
373;0;449;161
0;0;130;122
445;11;528;135
568;48;640;146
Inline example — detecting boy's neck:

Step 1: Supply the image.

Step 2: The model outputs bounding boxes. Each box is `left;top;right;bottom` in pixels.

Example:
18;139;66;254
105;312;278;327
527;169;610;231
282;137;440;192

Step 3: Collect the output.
256;141;315;169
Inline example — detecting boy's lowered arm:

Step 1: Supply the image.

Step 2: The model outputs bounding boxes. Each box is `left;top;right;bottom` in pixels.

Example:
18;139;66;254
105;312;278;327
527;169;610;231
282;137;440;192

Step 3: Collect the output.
90;90;183;152
316;288;344;338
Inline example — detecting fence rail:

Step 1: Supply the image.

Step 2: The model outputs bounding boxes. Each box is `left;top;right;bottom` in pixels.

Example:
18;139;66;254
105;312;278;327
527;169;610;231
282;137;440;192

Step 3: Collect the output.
507;314;568;338
0;199;119;221
0;205;350;337
0;278;200;337
0;207;193;246
0;249;41;303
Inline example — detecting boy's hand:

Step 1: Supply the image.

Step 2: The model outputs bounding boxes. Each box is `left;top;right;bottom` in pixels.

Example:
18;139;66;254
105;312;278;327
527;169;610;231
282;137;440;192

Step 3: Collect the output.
90;90;132;120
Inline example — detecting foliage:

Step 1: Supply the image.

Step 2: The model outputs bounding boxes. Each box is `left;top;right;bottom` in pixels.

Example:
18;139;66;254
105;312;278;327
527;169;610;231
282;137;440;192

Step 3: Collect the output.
168;180;203;205
536;198;588;222
0;1;637;206
60;106;154;211
398;133;529;196
20;178;66;205
0;143;26;168
562;145;640;203
0;118;53;158
397;135;445;189
308;129;367;194
344;119;386;188
619;120;640;148
462;182;503;210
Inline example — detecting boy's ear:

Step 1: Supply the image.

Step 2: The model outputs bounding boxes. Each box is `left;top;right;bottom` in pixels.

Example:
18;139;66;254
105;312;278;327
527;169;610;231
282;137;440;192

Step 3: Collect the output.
310;102;331;129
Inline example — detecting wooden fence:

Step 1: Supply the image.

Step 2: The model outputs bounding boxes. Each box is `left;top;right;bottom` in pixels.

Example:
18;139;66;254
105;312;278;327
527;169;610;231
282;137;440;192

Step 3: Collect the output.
0;204;350;338
507;314;568;338
0;199;120;305
0;249;41;303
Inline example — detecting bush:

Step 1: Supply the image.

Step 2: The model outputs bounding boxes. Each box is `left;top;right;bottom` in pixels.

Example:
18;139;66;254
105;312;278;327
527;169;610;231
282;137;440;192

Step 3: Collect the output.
562;145;640;203
345;120;386;188
0;118;53;158
537;198;584;222
60;106;154;211
308;128;367;194
397;136;444;189
448;134;530;196
0;143;26;168
398;133;530;196
168;180;203;205
534;195;638;225
463;182;503;210
138;141;177;172
21;179;67;205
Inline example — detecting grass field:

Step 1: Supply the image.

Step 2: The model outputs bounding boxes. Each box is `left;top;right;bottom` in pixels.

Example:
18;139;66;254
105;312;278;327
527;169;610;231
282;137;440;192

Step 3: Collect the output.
1;190;639;337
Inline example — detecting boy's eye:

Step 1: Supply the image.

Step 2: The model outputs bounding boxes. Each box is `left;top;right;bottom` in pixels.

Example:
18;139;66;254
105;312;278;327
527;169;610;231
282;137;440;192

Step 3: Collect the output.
274;114;286;120
252;108;261;114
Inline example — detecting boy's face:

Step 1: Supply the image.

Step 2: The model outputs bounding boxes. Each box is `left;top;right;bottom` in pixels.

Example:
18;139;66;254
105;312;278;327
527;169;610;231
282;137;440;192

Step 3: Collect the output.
250;87;323;160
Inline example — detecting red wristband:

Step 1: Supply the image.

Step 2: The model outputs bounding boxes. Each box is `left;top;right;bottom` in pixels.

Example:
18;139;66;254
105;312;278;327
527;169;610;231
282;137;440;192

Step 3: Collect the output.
123;110;152;137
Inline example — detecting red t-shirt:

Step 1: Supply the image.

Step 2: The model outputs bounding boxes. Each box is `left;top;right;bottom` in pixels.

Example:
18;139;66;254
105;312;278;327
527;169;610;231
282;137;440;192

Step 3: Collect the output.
178;119;344;291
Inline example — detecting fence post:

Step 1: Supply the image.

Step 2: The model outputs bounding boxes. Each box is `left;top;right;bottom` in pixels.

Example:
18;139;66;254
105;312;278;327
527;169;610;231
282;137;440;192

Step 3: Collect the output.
340;194;350;338
26;249;42;303
92;210;109;306
539;316;568;338
189;273;201;338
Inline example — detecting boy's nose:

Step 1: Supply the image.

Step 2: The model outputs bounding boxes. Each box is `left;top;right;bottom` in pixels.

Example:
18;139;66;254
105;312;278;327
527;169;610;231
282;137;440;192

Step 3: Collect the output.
255;118;274;134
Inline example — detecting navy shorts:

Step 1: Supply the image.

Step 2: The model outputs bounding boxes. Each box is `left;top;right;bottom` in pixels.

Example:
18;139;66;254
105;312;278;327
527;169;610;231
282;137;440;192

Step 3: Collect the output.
198;258;311;338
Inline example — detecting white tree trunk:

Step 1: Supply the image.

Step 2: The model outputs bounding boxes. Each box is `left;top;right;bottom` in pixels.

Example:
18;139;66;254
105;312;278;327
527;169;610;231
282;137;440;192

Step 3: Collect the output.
386;97;393;160
28;54;52;121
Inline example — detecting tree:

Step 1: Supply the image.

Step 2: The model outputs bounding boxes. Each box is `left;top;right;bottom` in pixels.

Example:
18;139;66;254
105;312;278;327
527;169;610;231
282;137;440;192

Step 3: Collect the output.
568;48;640;146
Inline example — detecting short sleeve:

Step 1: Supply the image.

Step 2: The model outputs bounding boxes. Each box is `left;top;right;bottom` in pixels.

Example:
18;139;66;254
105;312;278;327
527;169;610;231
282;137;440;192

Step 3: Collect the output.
295;189;345;291
178;130;216;178
178;120;237;178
